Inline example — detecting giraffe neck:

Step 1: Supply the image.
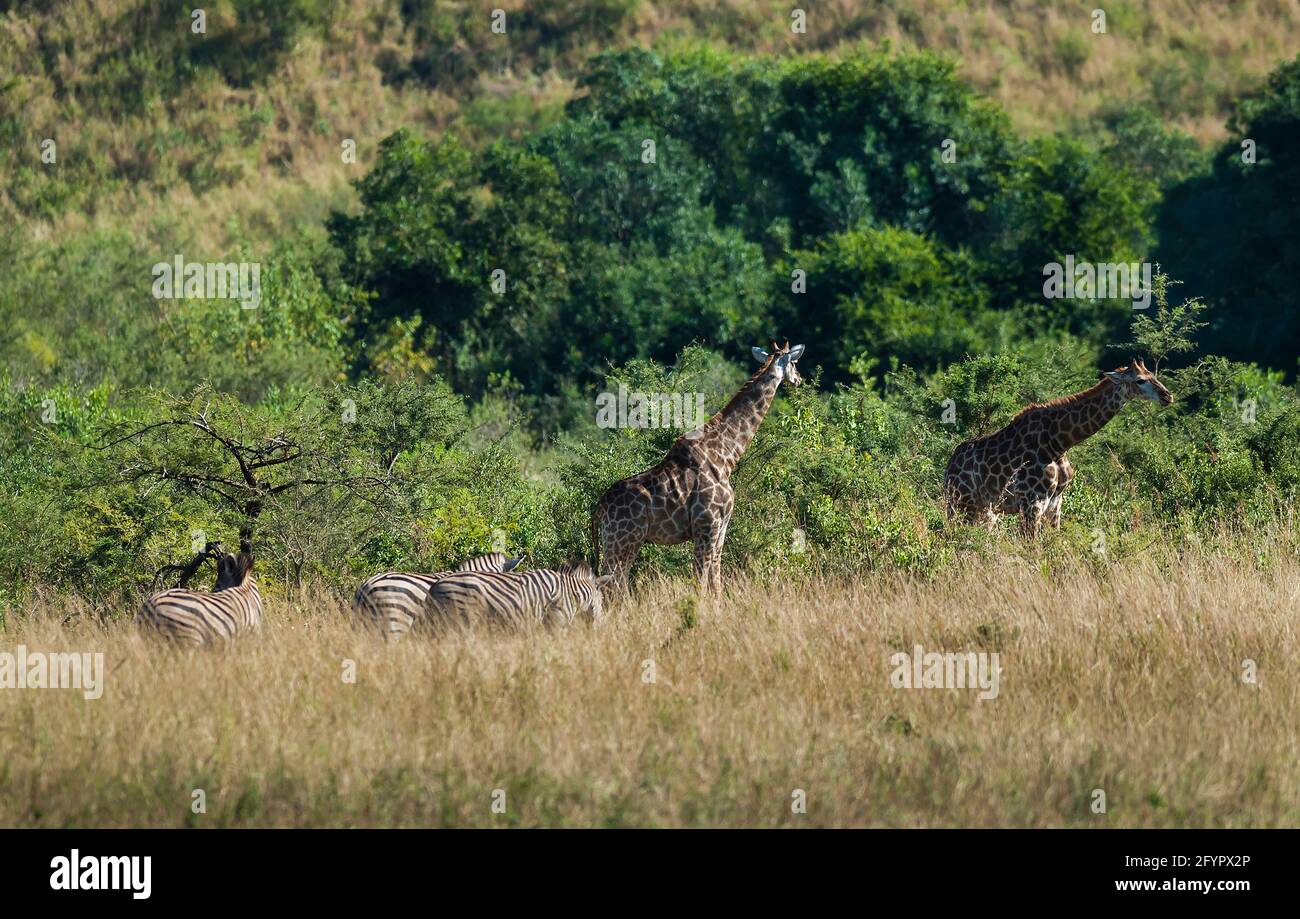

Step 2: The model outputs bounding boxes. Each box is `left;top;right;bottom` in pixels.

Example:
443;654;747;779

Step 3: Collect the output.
1020;378;1128;456
695;361;781;476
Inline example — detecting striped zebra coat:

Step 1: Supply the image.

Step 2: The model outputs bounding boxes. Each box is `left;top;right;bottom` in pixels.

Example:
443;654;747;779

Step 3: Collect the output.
422;560;612;631
353;552;522;640
137;551;262;646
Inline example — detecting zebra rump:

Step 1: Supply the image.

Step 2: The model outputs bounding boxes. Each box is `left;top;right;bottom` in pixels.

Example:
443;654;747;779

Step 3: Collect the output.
422;560;612;631
353;552;523;639
137;551;261;647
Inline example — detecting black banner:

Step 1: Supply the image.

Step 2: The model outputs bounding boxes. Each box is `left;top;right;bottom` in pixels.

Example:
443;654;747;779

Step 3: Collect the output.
1;828;1284;906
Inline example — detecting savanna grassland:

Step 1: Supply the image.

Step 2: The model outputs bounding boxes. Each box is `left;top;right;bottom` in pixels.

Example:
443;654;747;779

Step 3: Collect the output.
2;538;1296;828
3;3;1300;829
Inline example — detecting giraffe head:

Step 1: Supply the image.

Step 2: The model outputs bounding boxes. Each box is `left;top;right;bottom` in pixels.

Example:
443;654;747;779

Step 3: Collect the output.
751;339;807;387
1103;358;1174;406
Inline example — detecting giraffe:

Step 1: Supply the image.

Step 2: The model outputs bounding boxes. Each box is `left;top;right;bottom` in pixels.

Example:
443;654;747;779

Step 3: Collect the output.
591;340;806;593
944;359;1174;537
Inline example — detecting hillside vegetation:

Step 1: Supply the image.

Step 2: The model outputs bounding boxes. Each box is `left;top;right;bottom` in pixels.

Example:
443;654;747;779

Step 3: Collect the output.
4;1;1298;243
2;0;1298;832
0;2;1296;614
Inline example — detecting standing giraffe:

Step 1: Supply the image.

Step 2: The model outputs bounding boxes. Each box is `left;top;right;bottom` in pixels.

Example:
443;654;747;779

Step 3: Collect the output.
944;359;1174;537
592;340;806;593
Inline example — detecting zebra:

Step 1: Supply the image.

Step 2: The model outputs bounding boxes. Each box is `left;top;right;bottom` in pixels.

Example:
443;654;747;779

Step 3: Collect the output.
137;550;262;646
421;560;612;631
353;552;523;640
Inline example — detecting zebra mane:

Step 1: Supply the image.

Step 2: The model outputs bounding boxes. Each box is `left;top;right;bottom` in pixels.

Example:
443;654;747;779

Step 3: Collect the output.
215;552;255;590
558;559;593;577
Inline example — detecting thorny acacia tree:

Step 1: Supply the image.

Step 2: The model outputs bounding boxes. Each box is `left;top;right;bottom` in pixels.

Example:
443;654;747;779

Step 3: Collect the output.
90;381;467;587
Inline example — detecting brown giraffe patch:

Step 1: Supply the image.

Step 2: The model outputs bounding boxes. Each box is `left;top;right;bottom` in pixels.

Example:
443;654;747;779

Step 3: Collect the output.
944;359;1174;537
591;340;806;593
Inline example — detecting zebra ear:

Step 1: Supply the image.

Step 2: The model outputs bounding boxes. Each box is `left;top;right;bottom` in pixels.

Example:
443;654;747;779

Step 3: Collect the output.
503;556;523;572
752;346;769;363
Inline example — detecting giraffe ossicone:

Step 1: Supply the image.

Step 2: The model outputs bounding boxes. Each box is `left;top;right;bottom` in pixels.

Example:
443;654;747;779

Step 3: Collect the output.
944;358;1174;538
591;340;807;594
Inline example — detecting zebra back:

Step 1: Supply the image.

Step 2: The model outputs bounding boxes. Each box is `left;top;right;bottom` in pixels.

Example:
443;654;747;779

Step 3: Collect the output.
137;551;262;647
423;560;609;630
353;552;522;639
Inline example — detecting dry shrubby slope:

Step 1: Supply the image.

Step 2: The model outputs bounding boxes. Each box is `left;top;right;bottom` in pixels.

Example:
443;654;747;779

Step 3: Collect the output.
5;0;1298;249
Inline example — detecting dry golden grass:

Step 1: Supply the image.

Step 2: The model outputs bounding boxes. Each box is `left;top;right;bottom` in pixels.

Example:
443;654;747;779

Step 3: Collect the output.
648;0;1300;142
2;549;1296;827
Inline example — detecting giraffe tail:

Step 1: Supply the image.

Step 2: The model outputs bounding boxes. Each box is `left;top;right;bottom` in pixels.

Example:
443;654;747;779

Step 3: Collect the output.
590;498;602;576
941;459;961;521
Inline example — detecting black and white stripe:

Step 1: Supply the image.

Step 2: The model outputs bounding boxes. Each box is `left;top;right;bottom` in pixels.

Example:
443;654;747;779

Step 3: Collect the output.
422;560;611;630
137;551;262;646
353;552;522;639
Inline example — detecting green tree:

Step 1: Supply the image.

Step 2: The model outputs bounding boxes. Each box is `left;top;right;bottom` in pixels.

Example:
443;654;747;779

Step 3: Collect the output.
1157;55;1300;376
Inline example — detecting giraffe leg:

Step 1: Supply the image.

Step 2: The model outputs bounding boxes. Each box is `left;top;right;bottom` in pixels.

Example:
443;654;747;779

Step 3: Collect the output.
710;495;734;595
710;515;731;594
946;467;996;530
594;506;646;597
601;537;643;596
692;518;727;596
1048;456;1073;530
693;536;721;596
1019;495;1050;539
1012;463;1053;540
1047;495;1064;529
1018;502;1036;538
942;476;963;522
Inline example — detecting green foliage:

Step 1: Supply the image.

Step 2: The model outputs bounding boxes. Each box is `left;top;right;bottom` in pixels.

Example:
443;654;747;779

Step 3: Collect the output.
332;46;1173;414
1158;54;1300;373
0;377;554;599
1098;108;1205;190
981;134;1157;315
1119;270;1209;371
787;225;993;380
0;229;354;400
4;34;1300;604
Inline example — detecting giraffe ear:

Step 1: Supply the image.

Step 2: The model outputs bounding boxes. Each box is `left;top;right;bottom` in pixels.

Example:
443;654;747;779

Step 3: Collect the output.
503;556;524;572
595;574;614;588
752;347;769;363
787;344;805;362
1103;370;1125;383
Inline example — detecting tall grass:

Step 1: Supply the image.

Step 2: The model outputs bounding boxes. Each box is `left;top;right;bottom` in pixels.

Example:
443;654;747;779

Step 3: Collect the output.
2;542;1295;827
